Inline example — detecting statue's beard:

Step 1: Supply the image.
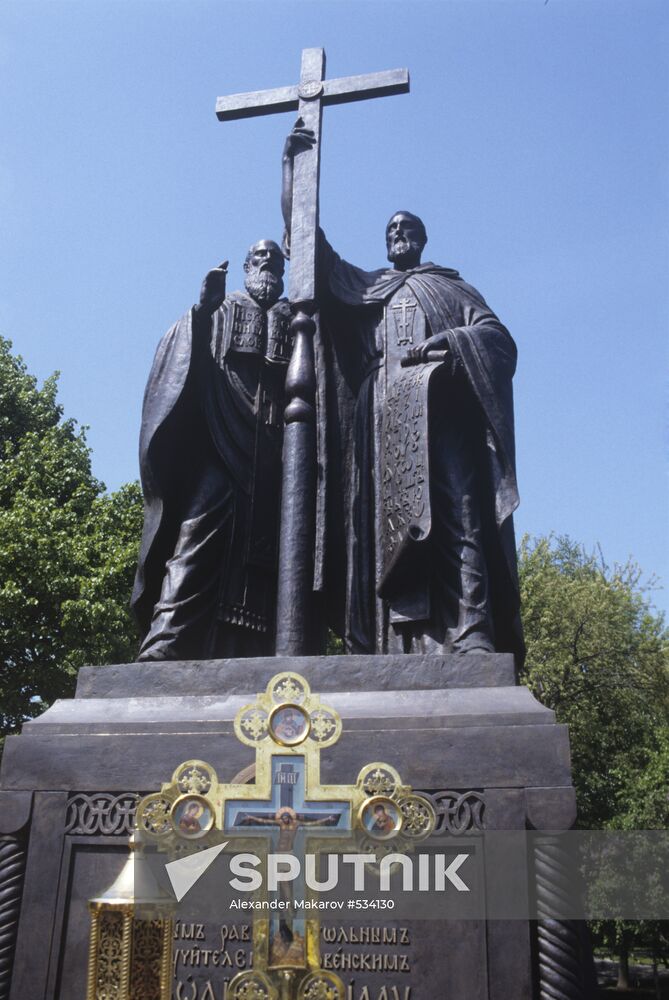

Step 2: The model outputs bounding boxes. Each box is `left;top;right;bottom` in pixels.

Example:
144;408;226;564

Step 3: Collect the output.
245;269;284;307
387;237;422;265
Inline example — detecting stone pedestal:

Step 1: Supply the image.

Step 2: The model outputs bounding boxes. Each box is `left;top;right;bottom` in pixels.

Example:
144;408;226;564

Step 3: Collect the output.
0;654;586;999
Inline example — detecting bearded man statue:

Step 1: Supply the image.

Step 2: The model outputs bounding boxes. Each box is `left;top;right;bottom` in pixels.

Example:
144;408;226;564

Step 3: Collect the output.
131;240;293;660
282;127;524;663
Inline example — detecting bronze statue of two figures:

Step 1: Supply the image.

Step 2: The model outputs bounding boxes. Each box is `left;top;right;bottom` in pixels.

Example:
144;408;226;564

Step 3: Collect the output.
131;58;524;666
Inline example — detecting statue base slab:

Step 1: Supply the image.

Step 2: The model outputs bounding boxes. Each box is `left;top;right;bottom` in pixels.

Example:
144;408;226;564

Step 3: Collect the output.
0;654;590;1000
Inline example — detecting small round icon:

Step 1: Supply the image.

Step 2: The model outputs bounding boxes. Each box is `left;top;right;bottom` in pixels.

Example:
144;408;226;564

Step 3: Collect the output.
359;796;403;840
268;703;311;747
297;80;324;100
171;795;214;839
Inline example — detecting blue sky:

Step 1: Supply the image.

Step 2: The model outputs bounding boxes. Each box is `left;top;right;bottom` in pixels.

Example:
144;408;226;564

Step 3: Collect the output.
1;0;668;614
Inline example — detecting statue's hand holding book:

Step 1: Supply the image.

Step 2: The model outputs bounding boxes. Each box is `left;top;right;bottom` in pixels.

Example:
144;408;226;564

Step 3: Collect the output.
401;330;450;367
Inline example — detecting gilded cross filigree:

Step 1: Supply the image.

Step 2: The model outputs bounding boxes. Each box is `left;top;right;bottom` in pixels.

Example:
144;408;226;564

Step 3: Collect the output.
134;671;436;1000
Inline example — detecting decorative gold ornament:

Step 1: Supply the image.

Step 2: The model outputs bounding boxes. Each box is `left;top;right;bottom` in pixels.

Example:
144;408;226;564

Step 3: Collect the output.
175;761;215;795
298;971;345;1000
233;672;341;750
358;763;399;798
228;969;278;1000
136;794;173;838
398;792;438;840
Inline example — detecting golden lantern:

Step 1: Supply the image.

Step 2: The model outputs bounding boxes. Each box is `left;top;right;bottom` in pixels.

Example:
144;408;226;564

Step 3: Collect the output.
86;832;174;1000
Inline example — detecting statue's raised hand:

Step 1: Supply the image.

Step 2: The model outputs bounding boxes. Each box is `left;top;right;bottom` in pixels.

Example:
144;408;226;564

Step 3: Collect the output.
283;119;316;160
196;261;229;317
281;121;316;231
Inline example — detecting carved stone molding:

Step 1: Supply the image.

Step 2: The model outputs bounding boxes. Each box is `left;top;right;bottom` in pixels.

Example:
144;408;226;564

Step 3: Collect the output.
426;789;486;834
65;793;139;836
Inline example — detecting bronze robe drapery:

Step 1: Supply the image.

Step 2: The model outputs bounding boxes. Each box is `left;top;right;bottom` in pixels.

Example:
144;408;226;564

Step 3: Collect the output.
132;293;292;659
315;239;524;662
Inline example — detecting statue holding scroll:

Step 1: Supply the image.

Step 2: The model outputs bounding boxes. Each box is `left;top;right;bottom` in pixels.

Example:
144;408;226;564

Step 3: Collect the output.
132;240;292;661
283;128;524;660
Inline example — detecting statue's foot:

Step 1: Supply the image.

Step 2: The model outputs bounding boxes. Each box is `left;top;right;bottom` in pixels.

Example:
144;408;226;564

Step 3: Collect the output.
137;641;179;662
453;631;495;654
136;649;170;662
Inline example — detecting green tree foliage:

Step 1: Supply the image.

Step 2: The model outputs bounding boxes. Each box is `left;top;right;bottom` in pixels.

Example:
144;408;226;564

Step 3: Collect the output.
0;337;143;738
518;536;669;983
518;534;669;831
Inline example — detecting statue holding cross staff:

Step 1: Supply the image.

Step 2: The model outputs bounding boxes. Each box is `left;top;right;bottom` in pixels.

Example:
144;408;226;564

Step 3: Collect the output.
216;48;412;657
277;62;524;661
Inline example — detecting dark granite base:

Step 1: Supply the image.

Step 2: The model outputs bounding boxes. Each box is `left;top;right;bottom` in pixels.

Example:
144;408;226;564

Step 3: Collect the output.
0;654;581;1000
75;650;518;698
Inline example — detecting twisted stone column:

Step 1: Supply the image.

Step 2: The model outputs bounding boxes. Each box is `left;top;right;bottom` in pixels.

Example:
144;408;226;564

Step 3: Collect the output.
0;834;27;1000
0;791;32;1000
534;836;585;1000
0;791;31;1000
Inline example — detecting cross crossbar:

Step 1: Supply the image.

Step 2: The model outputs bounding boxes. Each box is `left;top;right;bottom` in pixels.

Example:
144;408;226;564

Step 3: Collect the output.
216;67;409;122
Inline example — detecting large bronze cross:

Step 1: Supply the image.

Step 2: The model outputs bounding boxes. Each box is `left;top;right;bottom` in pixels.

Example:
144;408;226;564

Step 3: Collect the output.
216;48;410;654
217;48;409;306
